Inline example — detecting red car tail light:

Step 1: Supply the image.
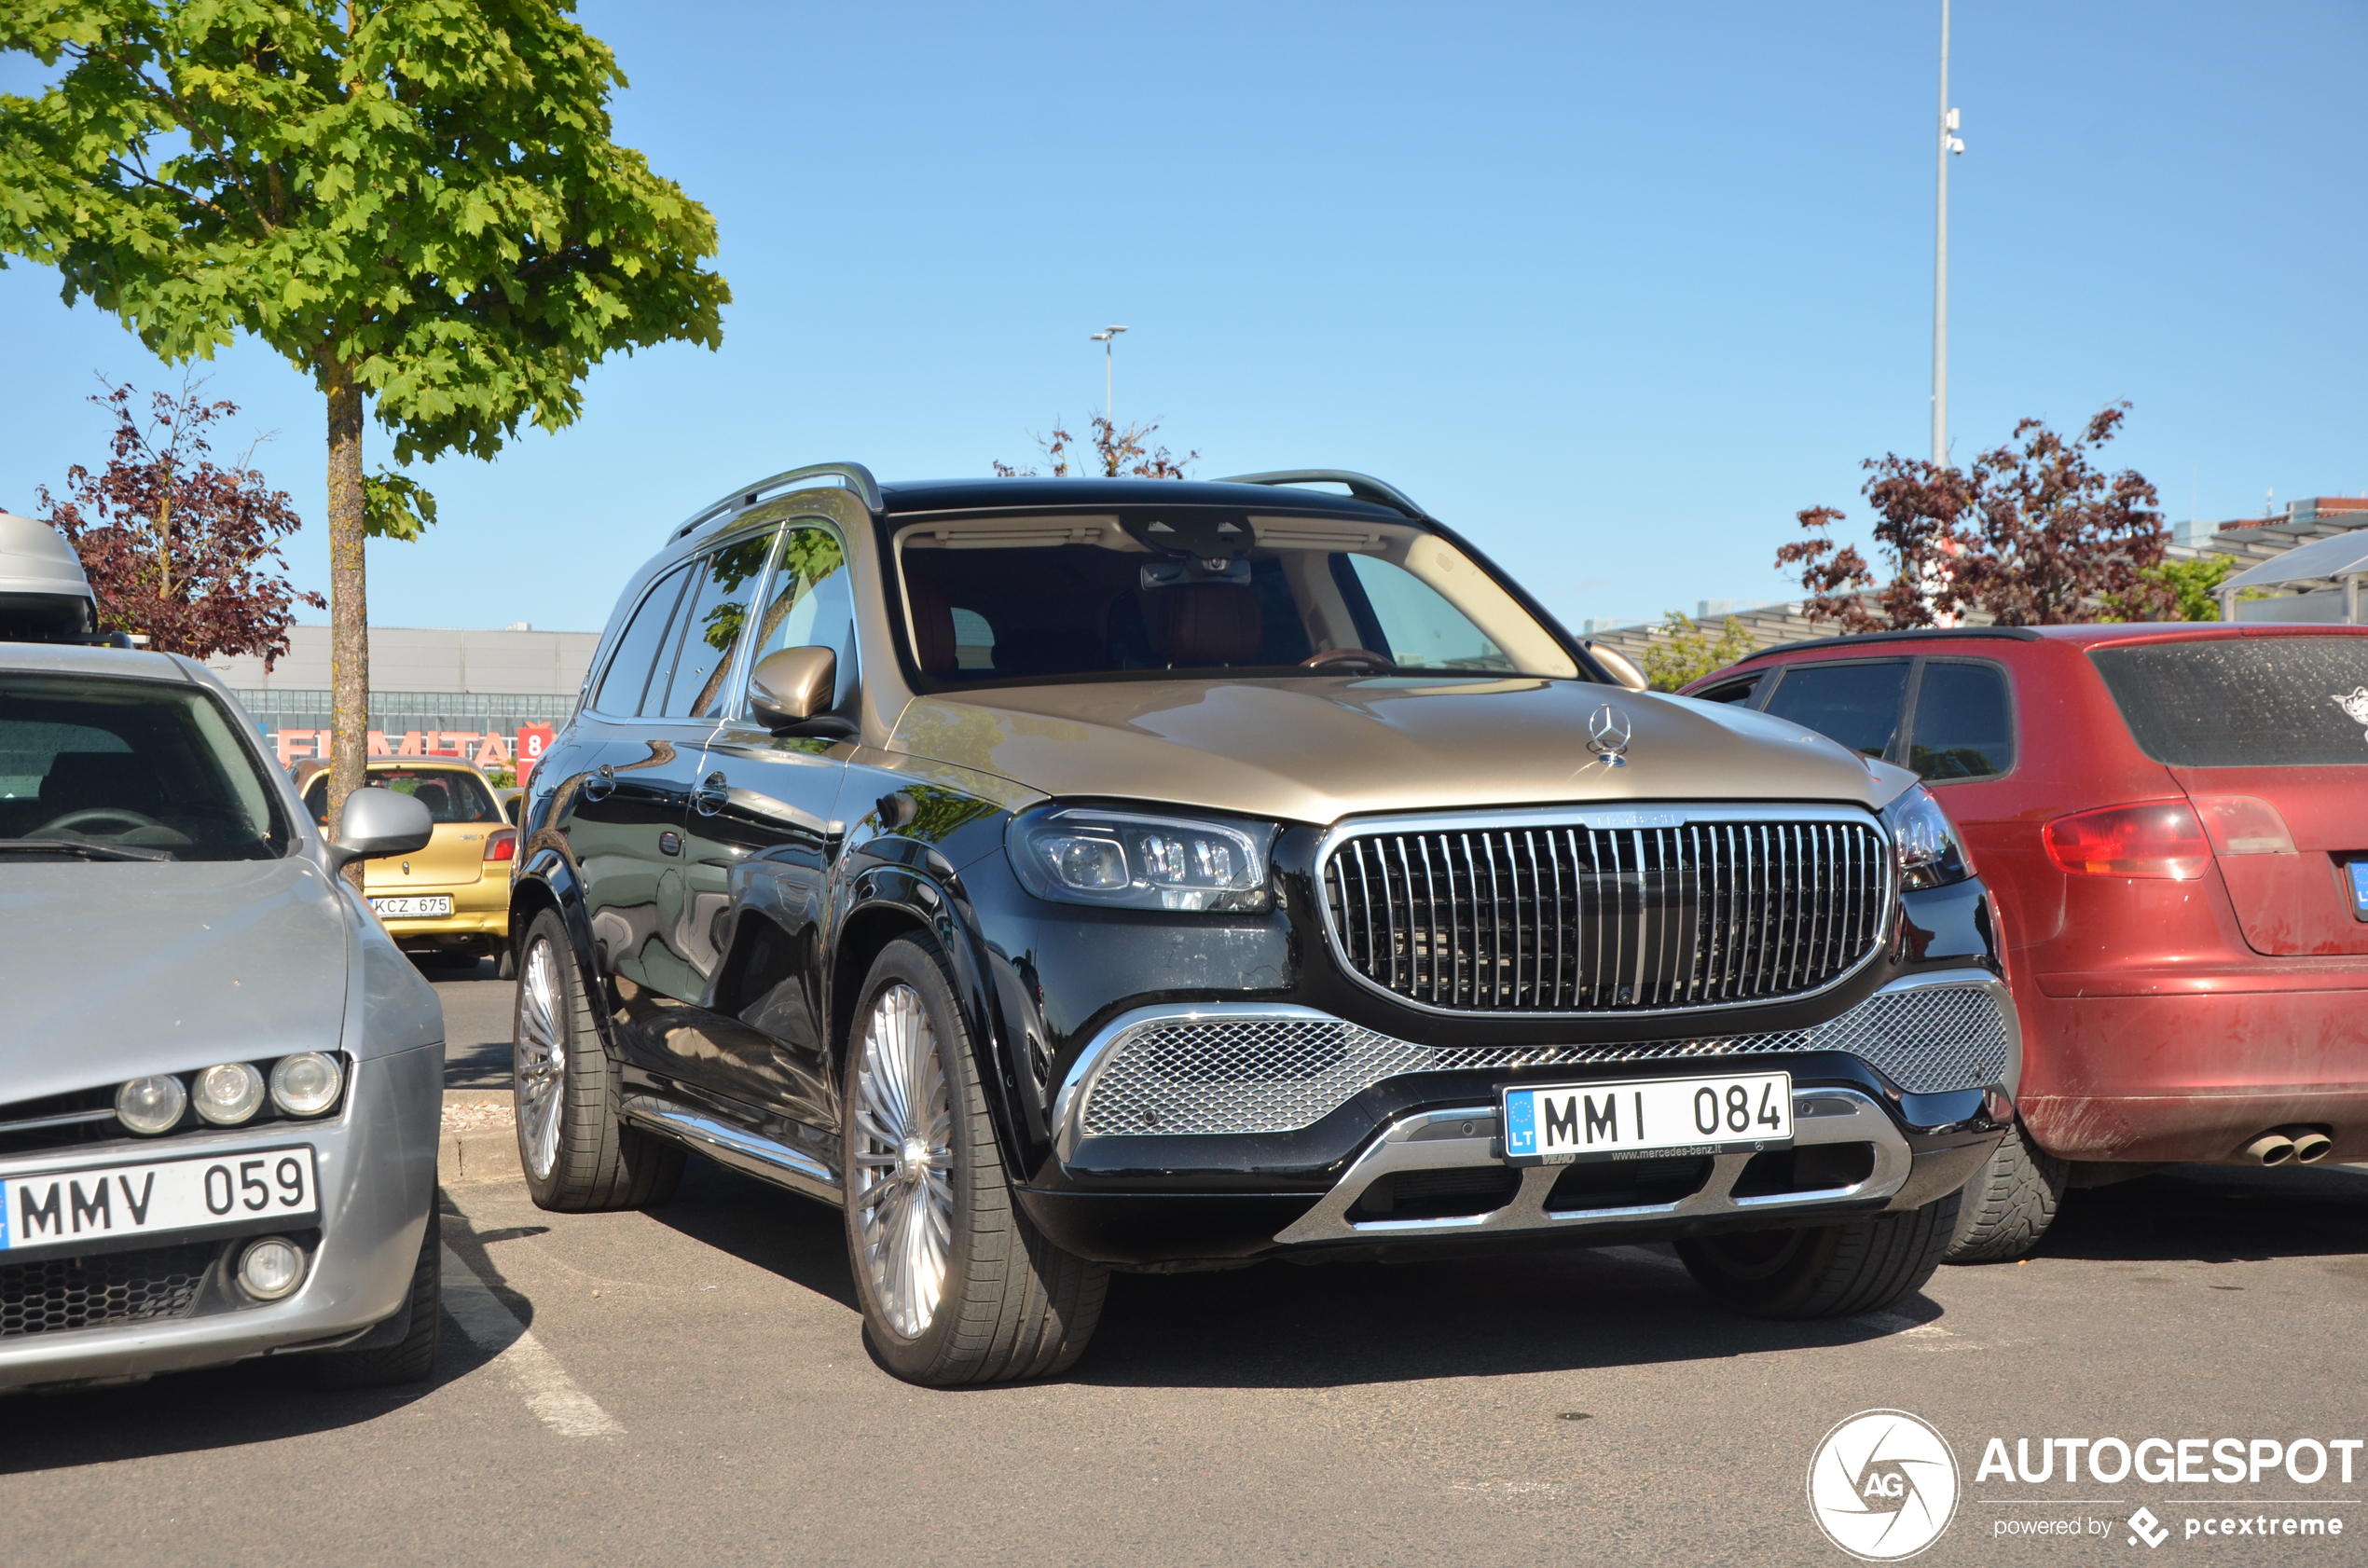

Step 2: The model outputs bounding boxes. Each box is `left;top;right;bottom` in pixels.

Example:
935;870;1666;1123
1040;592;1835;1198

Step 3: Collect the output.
2043;801;2210;880
2188;794;2296;856
484;828;517;863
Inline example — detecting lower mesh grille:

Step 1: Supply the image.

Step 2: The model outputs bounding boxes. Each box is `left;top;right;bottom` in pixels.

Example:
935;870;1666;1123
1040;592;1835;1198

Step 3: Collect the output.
1077;983;2009;1137
0;1243;215;1339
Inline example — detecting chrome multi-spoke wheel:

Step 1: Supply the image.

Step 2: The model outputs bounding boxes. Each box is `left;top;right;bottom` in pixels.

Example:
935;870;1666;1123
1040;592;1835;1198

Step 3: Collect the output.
849;981;954;1341
840;937;1108;1384
510;908;684;1213
514;936;567;1181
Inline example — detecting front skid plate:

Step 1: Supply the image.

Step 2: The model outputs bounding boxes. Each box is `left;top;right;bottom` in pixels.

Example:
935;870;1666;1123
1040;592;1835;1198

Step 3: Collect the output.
1273;1086;1908;1245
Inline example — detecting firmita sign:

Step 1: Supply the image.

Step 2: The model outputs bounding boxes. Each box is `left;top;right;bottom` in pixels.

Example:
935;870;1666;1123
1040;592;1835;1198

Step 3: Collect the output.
269;722;557;782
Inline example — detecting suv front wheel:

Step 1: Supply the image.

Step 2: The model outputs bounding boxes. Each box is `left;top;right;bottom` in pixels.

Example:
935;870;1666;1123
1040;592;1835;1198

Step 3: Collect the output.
842;936;1107;1385
1675;1190;1962;1319
514;909;684;1212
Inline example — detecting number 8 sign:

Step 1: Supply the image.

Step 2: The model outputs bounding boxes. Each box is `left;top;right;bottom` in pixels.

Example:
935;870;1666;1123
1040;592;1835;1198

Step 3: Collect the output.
516;723;556;787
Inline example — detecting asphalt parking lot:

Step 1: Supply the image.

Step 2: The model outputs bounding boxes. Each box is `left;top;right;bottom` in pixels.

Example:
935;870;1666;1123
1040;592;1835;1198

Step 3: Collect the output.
4;963;2362;1568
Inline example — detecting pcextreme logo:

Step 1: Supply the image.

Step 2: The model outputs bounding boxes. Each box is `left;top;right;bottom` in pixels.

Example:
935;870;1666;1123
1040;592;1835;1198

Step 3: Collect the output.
1809;1410;1962;1561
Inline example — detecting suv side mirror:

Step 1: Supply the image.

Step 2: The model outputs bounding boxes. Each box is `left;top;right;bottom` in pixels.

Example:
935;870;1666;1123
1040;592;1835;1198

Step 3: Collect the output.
1585;640;1650;692
329;786;435;870
750;645;838;733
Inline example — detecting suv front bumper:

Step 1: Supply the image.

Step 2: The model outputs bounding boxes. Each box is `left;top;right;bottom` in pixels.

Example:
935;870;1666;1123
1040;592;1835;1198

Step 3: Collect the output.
1017;968;2014;1267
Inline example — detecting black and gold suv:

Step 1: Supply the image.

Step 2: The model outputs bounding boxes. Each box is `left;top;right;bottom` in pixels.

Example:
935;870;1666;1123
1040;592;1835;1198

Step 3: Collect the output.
511;464;2015;1385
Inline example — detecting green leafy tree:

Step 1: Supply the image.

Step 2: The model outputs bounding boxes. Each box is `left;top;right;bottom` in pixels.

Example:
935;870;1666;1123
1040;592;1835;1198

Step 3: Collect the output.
1639;611;1755;691
0;1;728;828
2141;554;2237;621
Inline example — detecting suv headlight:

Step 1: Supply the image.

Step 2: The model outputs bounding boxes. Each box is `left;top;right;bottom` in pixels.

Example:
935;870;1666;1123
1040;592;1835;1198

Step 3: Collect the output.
1009;806;1275;912
1883;784;1974;890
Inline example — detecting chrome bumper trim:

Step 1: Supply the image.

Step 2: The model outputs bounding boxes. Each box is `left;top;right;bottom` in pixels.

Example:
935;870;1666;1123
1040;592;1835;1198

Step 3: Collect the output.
1271;1086;1912;1246
1053;967;2017;1159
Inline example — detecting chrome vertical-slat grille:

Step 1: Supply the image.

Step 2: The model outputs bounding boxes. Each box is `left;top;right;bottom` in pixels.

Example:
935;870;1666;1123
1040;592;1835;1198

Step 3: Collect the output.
1321;810;1890;1013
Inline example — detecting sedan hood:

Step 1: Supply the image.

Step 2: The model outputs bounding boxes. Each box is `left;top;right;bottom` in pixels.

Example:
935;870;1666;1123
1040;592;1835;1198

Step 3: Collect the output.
0;858;353;1104
888;677;1883;823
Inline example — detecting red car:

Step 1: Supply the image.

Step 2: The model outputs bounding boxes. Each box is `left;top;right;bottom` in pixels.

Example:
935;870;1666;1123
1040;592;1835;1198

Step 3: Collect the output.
1685;623;2368;1259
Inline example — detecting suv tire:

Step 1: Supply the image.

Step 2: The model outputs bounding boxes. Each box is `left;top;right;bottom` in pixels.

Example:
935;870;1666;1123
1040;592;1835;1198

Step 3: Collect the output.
841;936;1108;1386
1943;1122;2067;1264
514;908;685;1212
306;1208;442;1387
1675;1190;1961;1319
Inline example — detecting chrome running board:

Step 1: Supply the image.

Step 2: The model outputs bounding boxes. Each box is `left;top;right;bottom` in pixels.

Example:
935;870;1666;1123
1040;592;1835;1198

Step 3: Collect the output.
621;1095;841;1205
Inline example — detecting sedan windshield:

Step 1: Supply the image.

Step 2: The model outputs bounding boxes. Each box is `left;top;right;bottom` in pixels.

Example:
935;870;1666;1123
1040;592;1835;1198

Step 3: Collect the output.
894;510;1578;687
0;673;292;861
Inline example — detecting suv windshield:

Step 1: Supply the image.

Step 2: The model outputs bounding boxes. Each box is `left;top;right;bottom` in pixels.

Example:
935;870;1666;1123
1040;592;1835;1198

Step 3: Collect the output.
894;511;1578;686
0;673;291;860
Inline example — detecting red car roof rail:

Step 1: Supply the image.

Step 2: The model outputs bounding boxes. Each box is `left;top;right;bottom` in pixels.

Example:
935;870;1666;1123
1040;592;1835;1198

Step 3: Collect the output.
1731;626;2044;663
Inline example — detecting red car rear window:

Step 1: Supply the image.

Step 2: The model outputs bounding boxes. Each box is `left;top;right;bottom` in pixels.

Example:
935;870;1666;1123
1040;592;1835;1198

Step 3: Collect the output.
2091;637;2368;767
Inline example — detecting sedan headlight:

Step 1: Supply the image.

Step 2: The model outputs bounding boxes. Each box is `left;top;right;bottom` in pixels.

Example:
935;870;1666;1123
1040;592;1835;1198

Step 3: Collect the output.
1010;806;1275;912
269;1052;344;1117
116;1075;188;1135
193;1061;267;1125
1882;784;1974;890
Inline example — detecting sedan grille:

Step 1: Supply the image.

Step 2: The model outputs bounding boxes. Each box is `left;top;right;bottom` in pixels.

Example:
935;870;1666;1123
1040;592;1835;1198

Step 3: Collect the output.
1321;814;1890;1013
0;1243;214;1340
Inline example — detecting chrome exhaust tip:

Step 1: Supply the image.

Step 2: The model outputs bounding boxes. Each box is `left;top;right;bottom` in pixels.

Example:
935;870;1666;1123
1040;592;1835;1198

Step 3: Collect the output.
2283;1126;2334;1164
2242;1131;2299;1166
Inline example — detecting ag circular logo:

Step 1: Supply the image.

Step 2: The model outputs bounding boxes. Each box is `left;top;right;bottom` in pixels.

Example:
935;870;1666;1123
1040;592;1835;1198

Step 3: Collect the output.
1807;1410;1960;1561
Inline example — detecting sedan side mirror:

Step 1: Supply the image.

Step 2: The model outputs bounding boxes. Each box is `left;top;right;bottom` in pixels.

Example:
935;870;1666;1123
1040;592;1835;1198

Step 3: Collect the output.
329;786;435;870
1585;640;1650;693
750;645;838;733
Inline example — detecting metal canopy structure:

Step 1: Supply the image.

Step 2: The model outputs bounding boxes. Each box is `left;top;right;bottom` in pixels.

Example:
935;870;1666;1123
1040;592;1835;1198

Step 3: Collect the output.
2218;527;2368;624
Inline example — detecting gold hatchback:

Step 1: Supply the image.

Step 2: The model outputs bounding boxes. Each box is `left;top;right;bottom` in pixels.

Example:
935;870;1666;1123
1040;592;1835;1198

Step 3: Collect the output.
296;758;517;972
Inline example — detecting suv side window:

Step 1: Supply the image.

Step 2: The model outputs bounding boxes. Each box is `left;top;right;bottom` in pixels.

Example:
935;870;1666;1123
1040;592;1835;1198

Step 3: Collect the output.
746;525;854;680
593;562;696;716
1758;660;1910;760
1908;660;2014;781
1336;555;1513;672
662;530;779;720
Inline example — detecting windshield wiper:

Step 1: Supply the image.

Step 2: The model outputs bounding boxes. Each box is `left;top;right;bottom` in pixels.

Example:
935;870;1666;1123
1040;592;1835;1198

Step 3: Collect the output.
0;838;176;862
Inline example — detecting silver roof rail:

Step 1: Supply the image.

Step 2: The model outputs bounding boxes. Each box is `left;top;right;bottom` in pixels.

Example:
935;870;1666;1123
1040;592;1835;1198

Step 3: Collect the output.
671;461;883;540
1216;469;1425;519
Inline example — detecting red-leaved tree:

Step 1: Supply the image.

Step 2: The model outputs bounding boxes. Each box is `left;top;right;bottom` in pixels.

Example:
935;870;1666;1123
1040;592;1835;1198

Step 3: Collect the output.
36;379;324;666
1779;405;2171;630
996;414;1196;479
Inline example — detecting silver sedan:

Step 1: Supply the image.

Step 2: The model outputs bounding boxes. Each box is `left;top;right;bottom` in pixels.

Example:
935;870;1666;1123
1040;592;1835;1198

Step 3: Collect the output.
0;643;444;1391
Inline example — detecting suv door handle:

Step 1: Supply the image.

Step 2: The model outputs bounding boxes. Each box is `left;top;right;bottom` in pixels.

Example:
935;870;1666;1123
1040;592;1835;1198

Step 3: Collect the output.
581;763;614;803
694;771;728;817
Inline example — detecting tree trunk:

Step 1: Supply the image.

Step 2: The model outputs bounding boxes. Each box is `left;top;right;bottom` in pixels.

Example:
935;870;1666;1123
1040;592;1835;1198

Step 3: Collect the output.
324;355;368;879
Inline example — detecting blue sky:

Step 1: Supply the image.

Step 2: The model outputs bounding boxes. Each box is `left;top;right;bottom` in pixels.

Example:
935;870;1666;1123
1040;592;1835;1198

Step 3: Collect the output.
3;1;2361;635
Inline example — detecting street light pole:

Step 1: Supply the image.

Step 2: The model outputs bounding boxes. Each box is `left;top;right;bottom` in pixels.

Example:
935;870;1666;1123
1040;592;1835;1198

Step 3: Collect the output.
1933;0;1963;469
1091;324;1129;425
